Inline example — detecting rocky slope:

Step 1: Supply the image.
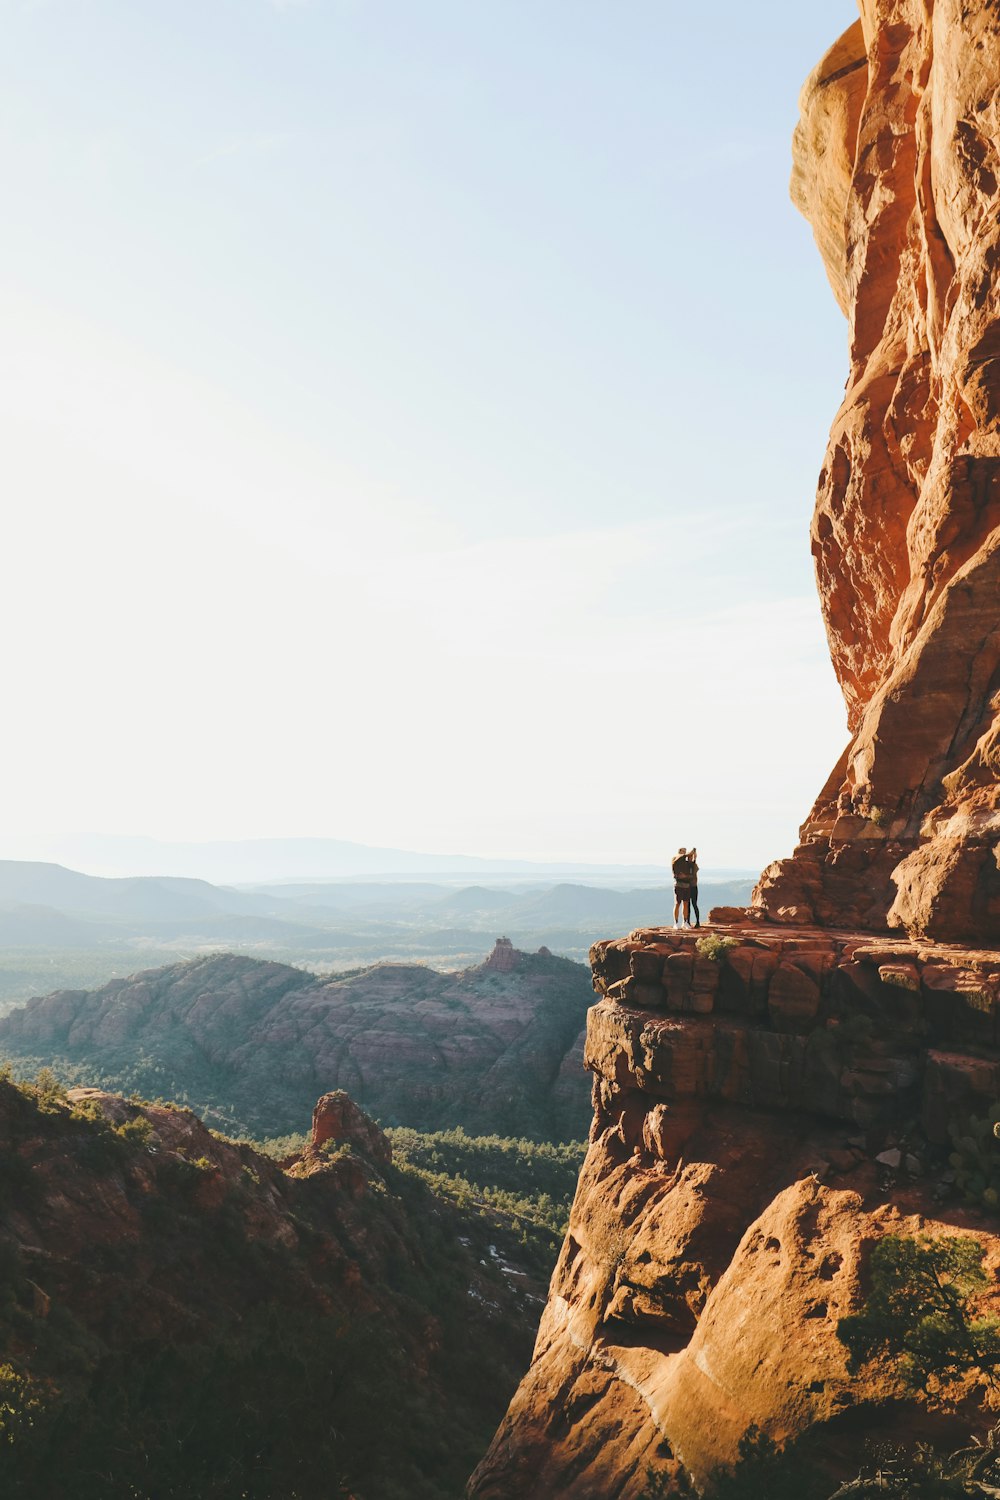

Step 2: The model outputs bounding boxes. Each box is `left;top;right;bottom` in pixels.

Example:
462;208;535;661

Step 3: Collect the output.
0;1077;538;1500
469;7;1000;1494
0;941;592;1140
754;0;1000;943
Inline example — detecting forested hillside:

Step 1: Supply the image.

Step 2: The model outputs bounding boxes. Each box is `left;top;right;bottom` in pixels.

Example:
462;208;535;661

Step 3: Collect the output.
0;1074;540;1500
0;945;594;1140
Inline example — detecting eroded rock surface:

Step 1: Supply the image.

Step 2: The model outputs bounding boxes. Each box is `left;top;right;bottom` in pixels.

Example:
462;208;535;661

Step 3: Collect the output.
468;926;1000;1497
754;1;1000;943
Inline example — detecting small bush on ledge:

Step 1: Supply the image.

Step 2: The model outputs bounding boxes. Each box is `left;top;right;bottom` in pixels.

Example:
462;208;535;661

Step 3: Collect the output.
696;934;738;964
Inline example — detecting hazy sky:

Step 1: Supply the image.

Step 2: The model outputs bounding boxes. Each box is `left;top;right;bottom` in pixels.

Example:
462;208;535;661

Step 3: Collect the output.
1;0;857;871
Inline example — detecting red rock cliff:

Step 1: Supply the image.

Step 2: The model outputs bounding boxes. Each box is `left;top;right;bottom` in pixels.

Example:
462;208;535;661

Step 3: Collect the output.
468;925;1000;1497
468;8;1000;1496
754;2;1000;943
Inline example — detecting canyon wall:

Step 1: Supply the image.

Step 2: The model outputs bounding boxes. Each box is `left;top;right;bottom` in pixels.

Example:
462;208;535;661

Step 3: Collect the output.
469;6;1000;1495
754;2;1000;942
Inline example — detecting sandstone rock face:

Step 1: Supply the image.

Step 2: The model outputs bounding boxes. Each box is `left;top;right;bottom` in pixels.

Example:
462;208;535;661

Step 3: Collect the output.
755;2;1000;943
468;926;1000;1497
470;17;1000;1482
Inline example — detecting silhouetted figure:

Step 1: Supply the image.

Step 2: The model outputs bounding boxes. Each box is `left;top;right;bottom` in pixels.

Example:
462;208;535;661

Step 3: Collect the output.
672;847;695;927
689;846;700;928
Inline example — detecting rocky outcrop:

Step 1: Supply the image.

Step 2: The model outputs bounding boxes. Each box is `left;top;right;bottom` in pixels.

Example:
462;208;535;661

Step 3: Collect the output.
586;927;1000;1140
310;1089;393;1165
468;926;1000;1496
0;948;592;1141
485;937;520;973
754;1;1000;943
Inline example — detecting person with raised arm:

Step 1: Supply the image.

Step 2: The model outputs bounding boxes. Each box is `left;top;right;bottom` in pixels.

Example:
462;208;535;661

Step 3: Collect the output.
671;847;695;928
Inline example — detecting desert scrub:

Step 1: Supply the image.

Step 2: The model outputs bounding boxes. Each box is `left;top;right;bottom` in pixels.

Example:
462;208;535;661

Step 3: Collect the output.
589;1221;632;1310
696;934;737;964
0;1364;44;1446
948;1104;1000;1211
29;1069;68;1113
706;1426;827;1500
869;805;889;828
838;1233;1000;1396
114;1115;154;1148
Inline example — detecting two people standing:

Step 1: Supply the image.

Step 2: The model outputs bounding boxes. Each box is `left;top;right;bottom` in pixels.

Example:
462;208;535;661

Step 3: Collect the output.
671;847;699;928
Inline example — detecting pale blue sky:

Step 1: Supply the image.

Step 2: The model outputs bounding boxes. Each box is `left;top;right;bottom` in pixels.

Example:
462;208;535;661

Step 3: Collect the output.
0;0;858;870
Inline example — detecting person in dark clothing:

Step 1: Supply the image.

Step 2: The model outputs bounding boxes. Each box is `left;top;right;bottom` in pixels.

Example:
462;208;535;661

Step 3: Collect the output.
672;847;695;927
688;846;700;928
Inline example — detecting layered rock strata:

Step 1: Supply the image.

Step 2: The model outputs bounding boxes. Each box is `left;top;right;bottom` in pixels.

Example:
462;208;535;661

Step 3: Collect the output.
588;926;1000;1141
754;3;1000;942
468;926;1000;1497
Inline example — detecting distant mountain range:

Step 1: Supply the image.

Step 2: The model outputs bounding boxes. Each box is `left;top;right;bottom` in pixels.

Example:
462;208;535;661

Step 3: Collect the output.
18;833;754;887
0;860;753;951
0;859;755;1008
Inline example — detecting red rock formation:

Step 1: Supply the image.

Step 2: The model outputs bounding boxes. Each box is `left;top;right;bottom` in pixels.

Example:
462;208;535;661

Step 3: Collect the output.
754;3;1000;944
310;1089;392;1165
470;14;1000;1491
468;926;1000;1497
485;937;520;973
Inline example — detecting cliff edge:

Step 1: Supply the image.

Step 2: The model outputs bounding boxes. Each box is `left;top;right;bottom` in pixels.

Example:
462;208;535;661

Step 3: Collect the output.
468;6;1000;1495
467;925;1000;1496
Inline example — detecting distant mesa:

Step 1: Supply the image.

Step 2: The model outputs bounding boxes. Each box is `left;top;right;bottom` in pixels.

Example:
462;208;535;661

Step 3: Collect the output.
0;949;593;1141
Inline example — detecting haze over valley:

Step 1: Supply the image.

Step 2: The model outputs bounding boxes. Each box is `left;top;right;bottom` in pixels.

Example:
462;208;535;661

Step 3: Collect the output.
0;851;754;1009
11;0;1000;1495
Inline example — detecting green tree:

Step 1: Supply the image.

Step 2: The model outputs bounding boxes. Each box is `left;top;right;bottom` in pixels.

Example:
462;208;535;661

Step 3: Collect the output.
706;1426;827;1500
837;1234;1000;1395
